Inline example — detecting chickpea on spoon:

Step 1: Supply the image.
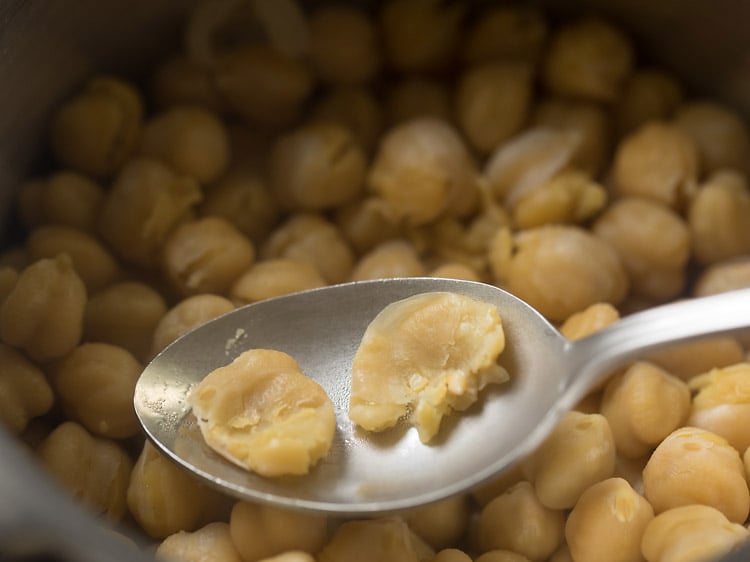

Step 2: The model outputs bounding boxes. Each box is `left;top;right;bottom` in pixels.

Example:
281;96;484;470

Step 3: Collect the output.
134;277;750;515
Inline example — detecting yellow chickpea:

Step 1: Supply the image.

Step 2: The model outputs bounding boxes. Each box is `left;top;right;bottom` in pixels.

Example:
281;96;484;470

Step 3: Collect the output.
319;517;425;562
385;78;452;126
270;122;367;211
335;197;402;254
600;362;690;459
479;481;565;561
430;549;473;562
162;217;255;297
593;197;690;301
647;337;745;381
0;267;18;306
152;55;223;111
565;478;654;562
559;302;620;341
547;544;573;562
642;427;750;523
157;522;242;562
98;158;202;269
693;257;750;297
615;68;684;136
312;87;384;153
140;105;231;184
229;501;328;562
84;281;167;362
430;262;482;282
471;463;525;508
527;411;616;509
404;495;470;550
151;294;235;357
37;421;132;521
455;62;533;154
52;343;142;439
463;5;548;64
50;76;143;177
350;239;426;281
1;254;86;362
230;259;327;305
258;554;315;562
0;342;53;434
475;552;532;562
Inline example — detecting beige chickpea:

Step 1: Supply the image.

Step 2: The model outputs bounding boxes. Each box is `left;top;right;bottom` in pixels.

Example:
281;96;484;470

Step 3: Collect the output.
688;363;750;454
0;342;53;434
368;118;479;226
261;213;354;284
542;17;634;102
84;281;167;362
475;552;532;562
270;122;367;211
152;55;223;111
565;478;654;562
688;169;750;265
37;421;132;521
212;46;313;129
479;481;565;561
140;105;230;184
463;5;548;64
157;522;242;562
162;217;255;297
430;262;482;282
229;501;328;562
230;259;326;305
404;494;470;550
26;225;120;293
612;122;699;210
258;553;315;562
456;62;533;155
528;411;616;509
385;78;452;126
1;254;86;362
350;239;426;281
312;87;384;153
593;197;690;301
380;0;464;73
600;362;690;459
642;427;750;523
641;505;749;562
495;225;628;323
547;544;573;562
151;294;235;357
98;158;202;268
471;463;525;508
308;4;381;85
615;68;684;136
0;267;18;308
319;517;425;562
127;441;227;539
52;343;142;439
50;76;143;177
647;337;745;381
674;100;750;175
430;549;472;562
335;197;401;254
693;257;750;297
559;302;620;341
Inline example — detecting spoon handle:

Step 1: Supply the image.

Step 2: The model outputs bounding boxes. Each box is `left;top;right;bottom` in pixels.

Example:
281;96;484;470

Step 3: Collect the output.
564;288;750;400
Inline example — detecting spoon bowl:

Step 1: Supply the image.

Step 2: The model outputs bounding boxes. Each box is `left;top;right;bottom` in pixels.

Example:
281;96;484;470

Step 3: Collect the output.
134;278;750;514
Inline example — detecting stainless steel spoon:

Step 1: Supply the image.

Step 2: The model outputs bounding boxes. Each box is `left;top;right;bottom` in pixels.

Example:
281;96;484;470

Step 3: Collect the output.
134;278;750;515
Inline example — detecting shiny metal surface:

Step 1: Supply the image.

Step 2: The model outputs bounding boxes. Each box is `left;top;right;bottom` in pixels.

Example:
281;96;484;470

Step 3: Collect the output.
136;278;750;514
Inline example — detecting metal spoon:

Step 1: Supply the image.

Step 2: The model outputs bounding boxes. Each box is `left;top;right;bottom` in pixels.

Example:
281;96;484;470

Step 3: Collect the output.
134;278;750;515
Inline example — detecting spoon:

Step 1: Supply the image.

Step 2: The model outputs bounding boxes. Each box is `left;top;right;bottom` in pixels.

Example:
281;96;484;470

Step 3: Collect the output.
134;278;750;515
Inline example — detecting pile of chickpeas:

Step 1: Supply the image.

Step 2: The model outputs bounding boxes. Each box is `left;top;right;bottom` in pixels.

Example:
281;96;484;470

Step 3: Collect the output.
2;1;750;561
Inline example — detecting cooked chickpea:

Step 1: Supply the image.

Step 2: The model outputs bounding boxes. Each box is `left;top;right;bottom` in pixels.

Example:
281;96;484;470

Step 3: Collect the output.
600;362;690;459
0;342;53;434
156;522;242;562
312;87;384;152
385;78;452;126
430;549;472;562
162;217;255;296
127;441;226;539
140;105;230;184
528;411;616;509
37;421;132;521
212;46;313;129
471;463;525;507
547;545;573;562
1;254;86;362
674;100;750;174
319;517;425;562
261;213;354;284
230;259;326;305
565;477;654;562
430;262;482;282
641;505;749;562
0;267;18;308
615;68;684;136
308;4;381;84
152;55;222;111
98;158;202;268
456;62;533;154
693;257;750;296
52;343;142;439
475;552;532;562
26;225;120;293
688;363;750;454
559;302;620;341
270;122;366;211
612;122;699;210
593;197;690;301
258;553;315;562
335;197;401;254
350;239;426;281
405;495;470;550
688;169;750;265
642;427;750;523
647;337;745;380
479;481;565;560
50;76;143;177
84;281;167;362
230;500;328;562
463;5;547;64
151;294;234;357
368;118;479;225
